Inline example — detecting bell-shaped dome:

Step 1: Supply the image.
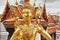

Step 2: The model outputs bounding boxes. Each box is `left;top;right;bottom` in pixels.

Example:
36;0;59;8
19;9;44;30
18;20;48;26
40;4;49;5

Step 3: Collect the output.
0;22;6;32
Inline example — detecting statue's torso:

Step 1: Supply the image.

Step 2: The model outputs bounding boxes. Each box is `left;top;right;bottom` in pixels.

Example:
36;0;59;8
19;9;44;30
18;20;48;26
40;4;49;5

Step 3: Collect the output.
16;24;38;40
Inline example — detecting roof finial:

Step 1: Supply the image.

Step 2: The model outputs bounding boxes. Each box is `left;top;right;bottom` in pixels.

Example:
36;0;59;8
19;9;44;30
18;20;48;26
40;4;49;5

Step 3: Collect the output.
38;3;40;9
33;0;36;7
42;0;48;22
15;0;19;5
7;0;8;2
6;0;8;2
44;0;46;5
38;3;42;18
16;0;17;2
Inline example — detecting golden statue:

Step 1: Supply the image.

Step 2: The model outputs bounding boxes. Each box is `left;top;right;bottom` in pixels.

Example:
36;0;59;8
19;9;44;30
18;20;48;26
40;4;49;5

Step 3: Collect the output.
10;0;52;40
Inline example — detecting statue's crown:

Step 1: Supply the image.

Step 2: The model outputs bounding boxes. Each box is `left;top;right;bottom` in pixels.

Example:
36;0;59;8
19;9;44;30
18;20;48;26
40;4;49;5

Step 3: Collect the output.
24;0;30;2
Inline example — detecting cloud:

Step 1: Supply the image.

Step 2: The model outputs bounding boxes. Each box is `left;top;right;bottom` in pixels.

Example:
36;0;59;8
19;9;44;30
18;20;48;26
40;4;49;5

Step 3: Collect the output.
47;0;57;2
42;0;59;3
43;0;60;16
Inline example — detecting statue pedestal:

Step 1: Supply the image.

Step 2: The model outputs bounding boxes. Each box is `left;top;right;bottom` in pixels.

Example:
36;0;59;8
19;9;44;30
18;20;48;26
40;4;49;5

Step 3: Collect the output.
0;22;9;40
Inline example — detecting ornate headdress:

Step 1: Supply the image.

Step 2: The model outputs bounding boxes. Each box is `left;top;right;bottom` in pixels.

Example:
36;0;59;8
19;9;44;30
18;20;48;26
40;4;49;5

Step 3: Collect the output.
24;0;30;2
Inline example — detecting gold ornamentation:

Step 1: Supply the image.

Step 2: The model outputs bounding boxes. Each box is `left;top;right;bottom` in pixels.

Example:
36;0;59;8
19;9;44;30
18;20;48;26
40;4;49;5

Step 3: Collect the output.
10;0;52;40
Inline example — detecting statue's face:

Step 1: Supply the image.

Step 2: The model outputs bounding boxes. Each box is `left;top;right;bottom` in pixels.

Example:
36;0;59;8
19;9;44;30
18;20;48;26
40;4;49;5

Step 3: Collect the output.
22;9;33;20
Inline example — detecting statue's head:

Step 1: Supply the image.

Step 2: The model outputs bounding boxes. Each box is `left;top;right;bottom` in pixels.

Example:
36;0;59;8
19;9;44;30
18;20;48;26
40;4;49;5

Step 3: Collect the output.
24;0;30;2
20;0;34;21
22;8;33;21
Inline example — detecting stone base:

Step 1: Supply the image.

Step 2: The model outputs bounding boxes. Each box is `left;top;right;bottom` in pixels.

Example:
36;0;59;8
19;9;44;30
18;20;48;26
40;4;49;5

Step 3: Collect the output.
56;30;60;40
0;32;9;40
36;33;41;40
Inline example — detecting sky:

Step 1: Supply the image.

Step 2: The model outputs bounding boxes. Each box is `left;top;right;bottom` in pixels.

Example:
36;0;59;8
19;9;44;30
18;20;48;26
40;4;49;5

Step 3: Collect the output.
0;0;60;16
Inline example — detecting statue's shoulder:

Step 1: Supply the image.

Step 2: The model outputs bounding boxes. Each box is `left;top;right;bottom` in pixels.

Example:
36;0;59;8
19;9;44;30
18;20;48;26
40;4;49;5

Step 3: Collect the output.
32;24;38;28
16;25;24;31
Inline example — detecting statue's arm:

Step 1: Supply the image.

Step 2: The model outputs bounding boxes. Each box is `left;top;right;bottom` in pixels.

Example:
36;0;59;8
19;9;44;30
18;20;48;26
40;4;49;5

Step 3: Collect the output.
37;25;52;40
10;27;20;40
14;21;19;30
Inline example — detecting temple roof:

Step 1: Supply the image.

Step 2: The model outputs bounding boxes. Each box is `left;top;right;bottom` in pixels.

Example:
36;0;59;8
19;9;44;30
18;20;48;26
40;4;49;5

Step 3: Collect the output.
1;0;22;22
47;13;57;24
1;1;15;22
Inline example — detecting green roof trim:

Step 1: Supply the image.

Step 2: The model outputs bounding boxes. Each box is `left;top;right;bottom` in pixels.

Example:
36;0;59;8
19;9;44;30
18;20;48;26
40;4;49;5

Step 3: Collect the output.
41;23;48;27
4;24;14;26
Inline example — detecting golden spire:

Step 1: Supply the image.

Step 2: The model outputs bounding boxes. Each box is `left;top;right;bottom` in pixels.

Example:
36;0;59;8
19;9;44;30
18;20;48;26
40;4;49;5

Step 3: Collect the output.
6;0;8;2
42;0;46;9
6;0;8;3
38;4;42;18
33;0;36;7
44;0;46;6
56;12;58;22
38;4;40;10
15;0;19;5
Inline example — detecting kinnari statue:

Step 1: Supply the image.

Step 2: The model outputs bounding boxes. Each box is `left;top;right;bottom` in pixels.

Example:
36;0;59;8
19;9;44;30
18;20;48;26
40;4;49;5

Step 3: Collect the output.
10;0;52;40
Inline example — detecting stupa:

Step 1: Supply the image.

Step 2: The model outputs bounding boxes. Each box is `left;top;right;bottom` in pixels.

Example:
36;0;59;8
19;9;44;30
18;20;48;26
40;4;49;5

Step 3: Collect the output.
0;19;9;40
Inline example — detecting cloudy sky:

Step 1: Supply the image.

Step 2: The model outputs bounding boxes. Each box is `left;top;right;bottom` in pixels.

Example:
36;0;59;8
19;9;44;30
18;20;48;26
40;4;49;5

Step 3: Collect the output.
0;0;60;16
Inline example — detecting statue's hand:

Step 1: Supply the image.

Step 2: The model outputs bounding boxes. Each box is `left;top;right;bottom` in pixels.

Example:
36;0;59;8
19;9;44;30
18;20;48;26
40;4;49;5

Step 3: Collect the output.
37;25;52;40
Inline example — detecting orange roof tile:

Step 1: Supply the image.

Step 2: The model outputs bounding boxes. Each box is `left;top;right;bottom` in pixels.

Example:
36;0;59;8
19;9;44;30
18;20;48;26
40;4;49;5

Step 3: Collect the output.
47;16;56;23
13;7;22;17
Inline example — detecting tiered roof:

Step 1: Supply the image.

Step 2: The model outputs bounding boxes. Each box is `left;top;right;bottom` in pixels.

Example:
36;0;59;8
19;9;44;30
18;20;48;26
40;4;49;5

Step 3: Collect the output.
0;0;58;28
1;0;13;22
1;0;22;22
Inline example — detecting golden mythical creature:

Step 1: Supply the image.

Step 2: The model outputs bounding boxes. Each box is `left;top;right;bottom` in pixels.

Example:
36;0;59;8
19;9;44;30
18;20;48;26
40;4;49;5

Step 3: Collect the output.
10;0;52;40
